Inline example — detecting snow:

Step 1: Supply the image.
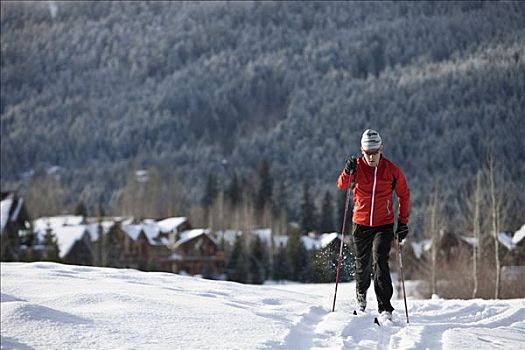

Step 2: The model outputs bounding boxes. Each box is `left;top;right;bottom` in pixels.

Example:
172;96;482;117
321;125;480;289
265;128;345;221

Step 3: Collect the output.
459;235;478;247
33;216;84;234
302;233;340;251
512;224;525;245
157;217;187;233
121;224;142;241
215;229;241;245
253;228;272;243
10;198;24;224
176;229;210;246
1;195;13;232
498;232;515;251
319;233;339;249
2;262;524;350
301;235;320;250
141;222;161;245
411;239;433;259
274;235;288;248
50;226;89;259
85;221;113;241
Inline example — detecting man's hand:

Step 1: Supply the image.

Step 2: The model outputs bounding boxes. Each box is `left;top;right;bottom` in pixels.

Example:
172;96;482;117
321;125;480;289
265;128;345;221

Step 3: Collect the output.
344;157;357;175
396;221;408;242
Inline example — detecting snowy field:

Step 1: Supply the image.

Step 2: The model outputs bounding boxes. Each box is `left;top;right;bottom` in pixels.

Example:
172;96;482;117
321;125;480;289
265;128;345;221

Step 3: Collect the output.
1;262;524;350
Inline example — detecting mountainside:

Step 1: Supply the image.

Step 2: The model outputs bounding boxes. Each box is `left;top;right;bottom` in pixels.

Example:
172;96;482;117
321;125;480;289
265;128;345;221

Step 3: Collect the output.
1;1;524;227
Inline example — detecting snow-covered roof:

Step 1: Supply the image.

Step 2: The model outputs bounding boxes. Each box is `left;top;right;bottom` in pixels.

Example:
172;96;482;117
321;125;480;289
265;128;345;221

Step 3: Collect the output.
411;239;432;259
33;216;84;234
273;235;288;248
300;233;339;251
85;222;114;241
179;230;203;241
173;229;216;249
121;221;164;245
458;235;478;247
215;230;241;245
512;224;525;245
121;224;143;241
1;194;14;232
11;198;24;224
301;236;320;251
121;217;134;225
319;233;339;249
498;232;515;251
157;217;187;233
50;225;89;259
252;228;272;243
142;222;161;245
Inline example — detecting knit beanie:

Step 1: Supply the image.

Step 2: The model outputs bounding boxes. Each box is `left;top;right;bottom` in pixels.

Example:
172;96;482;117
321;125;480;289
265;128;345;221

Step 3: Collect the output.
361;129;382;151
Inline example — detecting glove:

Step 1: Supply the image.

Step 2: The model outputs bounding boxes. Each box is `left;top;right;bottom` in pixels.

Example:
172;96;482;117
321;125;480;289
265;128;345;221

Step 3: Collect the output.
344;156;358;175
395;221;408;242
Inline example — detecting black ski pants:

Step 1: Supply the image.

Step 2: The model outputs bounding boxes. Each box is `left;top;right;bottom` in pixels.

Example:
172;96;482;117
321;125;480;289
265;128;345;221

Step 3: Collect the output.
352;223;394;313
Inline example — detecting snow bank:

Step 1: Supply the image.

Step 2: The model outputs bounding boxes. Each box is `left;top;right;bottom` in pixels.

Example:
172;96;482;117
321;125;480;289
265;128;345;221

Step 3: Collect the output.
1;262;524;349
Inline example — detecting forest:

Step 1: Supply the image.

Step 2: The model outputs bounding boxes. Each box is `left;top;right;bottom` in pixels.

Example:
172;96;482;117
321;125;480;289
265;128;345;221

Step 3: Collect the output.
1;1;524;235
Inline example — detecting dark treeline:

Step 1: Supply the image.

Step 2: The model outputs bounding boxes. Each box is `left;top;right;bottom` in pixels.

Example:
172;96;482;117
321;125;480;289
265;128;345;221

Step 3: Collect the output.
1;1;525;233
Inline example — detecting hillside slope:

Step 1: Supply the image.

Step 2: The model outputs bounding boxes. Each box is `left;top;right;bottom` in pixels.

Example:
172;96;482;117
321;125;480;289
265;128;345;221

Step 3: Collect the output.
1;1;524;225
1;262;524;349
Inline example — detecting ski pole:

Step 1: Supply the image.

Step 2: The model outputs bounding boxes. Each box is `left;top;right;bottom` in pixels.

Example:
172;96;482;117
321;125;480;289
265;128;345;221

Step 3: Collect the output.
332;186;352;312
396;233;409;324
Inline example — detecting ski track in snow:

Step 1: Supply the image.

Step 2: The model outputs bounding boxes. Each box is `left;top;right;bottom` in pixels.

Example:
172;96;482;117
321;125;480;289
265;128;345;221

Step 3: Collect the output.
1;262;524;350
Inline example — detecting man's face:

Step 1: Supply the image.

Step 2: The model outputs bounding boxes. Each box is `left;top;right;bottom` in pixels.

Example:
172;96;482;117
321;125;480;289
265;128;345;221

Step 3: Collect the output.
362;148;382;167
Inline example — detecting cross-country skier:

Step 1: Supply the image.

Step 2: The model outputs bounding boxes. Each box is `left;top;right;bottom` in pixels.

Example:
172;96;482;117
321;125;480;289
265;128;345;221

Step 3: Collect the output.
337;129;410;321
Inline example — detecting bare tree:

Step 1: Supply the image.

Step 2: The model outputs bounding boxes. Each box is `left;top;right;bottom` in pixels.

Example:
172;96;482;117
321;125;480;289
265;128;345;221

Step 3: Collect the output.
24;175;68;217
488;152;501;299
469;171;483;298
425;185;443;296
115;166;184;219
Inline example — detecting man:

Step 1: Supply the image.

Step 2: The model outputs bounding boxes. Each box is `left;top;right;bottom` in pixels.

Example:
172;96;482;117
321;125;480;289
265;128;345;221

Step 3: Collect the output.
337;129;410;320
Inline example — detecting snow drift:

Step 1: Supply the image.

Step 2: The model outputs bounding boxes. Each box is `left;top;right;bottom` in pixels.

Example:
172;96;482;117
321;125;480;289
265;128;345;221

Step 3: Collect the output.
1;262;524;349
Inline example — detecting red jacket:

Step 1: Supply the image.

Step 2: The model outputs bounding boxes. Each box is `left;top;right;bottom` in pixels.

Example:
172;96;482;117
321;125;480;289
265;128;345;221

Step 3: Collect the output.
337;156;410;227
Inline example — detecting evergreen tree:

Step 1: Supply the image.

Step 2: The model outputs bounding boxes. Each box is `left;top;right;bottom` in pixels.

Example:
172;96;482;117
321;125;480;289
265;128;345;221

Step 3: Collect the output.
273;245;291;282
74;201;88;217
202;172;219;207
319;190;335;233
249;235;268;284
227;233;249;283
312;239;354;283
287;230;312;282
44;227;60;262
272;182;288;218
20;230;38;262
105;226;122;267
202;172;219;225
255;159;273;212
226;172;242;208
96;201;105;218
300;181;317;233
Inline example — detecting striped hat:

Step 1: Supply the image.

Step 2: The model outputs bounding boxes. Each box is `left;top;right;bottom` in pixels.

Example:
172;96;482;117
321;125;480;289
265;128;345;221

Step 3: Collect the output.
361;129;382;151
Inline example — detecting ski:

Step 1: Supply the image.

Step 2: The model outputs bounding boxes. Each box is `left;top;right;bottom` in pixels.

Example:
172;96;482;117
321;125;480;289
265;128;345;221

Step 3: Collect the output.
353;310;381;326
374;314;395;327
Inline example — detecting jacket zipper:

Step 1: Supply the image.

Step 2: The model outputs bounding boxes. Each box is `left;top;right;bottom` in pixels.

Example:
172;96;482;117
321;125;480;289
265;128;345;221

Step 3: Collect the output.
370;166;378;226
